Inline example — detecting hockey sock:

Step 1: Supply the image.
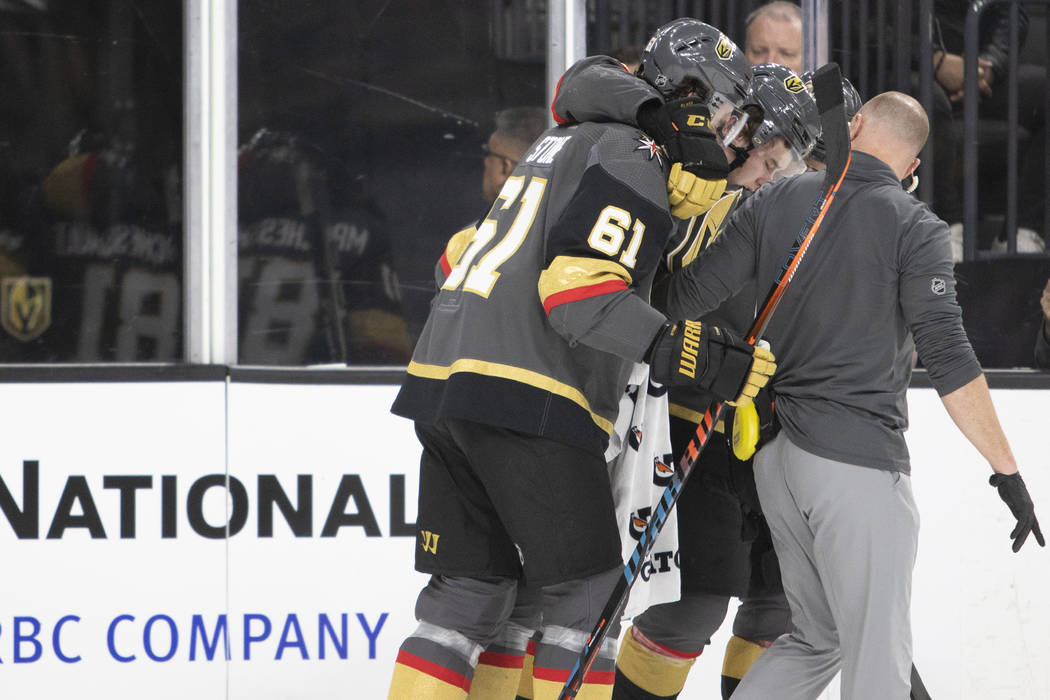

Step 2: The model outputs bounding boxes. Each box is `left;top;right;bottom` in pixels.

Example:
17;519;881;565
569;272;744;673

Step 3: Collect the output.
388;622;483;700
612;625;699;699
532;625;616;700
720;635;771;699
467;622;534;700
516;633;540;699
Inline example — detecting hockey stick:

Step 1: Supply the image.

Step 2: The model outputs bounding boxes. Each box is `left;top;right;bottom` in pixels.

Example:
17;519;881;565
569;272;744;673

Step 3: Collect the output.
558;63;852;699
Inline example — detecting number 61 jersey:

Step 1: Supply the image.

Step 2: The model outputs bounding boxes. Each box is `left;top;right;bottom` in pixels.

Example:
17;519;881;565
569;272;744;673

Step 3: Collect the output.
393;121;676;457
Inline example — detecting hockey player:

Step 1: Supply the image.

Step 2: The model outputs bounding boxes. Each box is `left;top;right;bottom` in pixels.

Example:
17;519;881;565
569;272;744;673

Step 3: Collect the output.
387;19;775;700
237;128;412;365
552;54;821;700
35;129;183;361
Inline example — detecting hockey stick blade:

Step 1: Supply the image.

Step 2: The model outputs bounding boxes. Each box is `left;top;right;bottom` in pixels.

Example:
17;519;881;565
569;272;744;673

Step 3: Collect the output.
557;63;851;700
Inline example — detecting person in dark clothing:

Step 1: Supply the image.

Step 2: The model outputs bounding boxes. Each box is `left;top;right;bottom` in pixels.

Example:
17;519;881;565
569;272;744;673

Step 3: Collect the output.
929;0;1046;249
665;91;1044;699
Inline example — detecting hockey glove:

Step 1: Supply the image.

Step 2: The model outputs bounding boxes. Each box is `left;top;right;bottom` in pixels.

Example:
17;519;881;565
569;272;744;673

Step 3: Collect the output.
638;97;731;218
646;320;776;405
989;472;1045;552
666;163;728;219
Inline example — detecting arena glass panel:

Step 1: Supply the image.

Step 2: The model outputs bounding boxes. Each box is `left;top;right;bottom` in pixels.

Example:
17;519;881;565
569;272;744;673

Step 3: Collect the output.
237;1;547;366
0;1;184;362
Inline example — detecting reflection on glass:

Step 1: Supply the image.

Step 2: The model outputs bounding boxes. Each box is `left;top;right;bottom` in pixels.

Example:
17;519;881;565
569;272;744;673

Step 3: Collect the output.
238;1;546;365
0;1;183;362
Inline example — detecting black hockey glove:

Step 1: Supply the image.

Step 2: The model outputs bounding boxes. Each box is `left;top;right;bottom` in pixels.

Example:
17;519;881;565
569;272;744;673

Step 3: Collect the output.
645;320;776;405
636;97;731;179
989;472;1045;552
638;97;731;218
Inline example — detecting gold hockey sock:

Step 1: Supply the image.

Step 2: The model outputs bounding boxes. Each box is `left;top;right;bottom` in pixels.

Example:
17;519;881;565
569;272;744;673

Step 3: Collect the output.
614;625;697;698
467;648;525;699
515;636;537;699
532;627;615;700
388;648;471;700
388;623;482;700
720;635;770;699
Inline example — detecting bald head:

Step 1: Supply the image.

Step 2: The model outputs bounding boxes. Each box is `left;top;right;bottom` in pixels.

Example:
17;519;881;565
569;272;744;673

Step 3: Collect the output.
850;91;929;179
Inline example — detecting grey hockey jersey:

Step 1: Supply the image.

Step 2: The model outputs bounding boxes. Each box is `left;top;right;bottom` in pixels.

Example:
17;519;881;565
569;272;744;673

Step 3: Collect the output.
392;121;676;455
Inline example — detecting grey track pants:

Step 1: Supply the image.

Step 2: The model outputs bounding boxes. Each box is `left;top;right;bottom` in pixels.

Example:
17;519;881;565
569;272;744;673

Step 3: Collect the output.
731;433;920;700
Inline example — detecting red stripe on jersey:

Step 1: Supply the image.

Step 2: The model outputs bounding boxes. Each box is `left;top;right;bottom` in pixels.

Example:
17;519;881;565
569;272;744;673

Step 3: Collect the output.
543;279;628;316
395;649;472;691
526;639;538;655
477;650;525;669
533;665;615;685
439;250;452;277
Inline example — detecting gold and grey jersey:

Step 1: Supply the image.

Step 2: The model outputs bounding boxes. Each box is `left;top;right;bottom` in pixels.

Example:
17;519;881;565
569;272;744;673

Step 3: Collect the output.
393;121;676;455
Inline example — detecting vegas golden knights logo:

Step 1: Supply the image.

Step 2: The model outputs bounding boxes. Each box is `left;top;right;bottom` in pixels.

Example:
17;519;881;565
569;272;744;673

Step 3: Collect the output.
420;529;440;554
1;276;52;341
784;75;805;93
715;36;733;60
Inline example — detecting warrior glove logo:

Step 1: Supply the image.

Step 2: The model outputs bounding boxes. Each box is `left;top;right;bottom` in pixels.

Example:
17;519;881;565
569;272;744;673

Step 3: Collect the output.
1;276;52;341
677;320;703;379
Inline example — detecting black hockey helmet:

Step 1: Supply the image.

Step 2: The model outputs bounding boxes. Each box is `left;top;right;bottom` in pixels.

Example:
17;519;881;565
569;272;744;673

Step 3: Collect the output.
639;18;751;103
801;70;863;164
746;63;821;161
639;19;753;145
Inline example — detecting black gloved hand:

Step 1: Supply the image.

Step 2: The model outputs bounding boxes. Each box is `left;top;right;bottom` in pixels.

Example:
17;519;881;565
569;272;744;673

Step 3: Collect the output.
989;472;1045;552
636;97;731;180
645;320;775;405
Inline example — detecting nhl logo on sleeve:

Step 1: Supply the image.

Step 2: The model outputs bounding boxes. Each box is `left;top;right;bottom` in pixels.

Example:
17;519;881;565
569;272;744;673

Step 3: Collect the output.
1;276;52;341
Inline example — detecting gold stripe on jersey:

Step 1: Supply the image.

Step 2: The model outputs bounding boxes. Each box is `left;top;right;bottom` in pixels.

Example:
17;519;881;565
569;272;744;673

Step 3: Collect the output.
407;358;615;435
537;256;633;308
668;402;725;433
444;224;478;272
668;189;742;272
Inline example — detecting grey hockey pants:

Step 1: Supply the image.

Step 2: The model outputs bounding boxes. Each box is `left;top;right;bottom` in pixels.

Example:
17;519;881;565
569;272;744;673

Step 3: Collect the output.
731;433;920;700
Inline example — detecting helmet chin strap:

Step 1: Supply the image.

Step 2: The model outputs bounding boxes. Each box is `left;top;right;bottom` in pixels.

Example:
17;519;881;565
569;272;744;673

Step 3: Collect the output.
728;144;750;171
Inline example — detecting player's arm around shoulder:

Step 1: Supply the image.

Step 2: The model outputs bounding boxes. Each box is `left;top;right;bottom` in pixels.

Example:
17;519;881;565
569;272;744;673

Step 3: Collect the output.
538;123;675;361
552;55;660;126
659;180;769;322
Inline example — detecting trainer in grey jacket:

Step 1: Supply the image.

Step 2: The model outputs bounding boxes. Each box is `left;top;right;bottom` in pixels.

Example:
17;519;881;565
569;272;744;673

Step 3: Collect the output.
664;91;1044;699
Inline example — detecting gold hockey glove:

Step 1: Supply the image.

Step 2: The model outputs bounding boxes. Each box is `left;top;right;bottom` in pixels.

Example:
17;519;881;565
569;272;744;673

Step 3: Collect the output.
646;321;776;405
667;163;728;219
638;97;731;218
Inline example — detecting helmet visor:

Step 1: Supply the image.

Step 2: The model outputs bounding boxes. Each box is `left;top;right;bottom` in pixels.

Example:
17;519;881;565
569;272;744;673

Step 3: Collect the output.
707;91;749;147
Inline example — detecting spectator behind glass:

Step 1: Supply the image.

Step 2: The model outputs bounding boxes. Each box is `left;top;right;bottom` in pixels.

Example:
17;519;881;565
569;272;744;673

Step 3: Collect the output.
929;1;1047;255
744;1;804;74
480;107;549;211
1037;278;1050;368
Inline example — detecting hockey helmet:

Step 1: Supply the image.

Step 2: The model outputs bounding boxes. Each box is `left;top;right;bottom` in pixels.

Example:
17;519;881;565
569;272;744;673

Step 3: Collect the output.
801;70;863;164
747;63;821;162
639;19;753;144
